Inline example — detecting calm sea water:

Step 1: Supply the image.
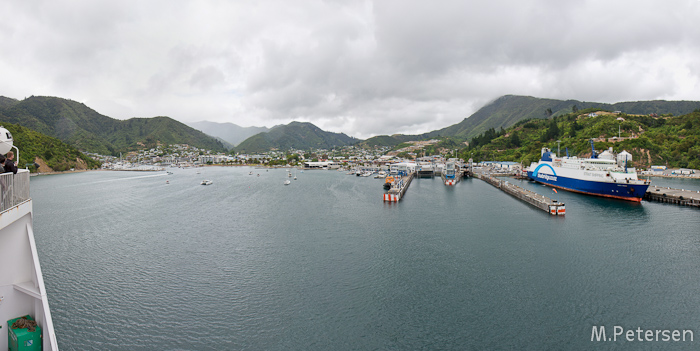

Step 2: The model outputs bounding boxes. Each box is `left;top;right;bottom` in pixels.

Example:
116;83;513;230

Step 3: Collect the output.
30;168;700;350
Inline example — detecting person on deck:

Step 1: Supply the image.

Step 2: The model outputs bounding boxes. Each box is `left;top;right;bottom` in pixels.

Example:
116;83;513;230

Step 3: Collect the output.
0;155;5;210
3;151;17;174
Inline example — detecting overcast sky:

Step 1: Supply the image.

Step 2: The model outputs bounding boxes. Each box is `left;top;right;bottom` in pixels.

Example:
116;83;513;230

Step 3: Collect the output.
2;0;699;139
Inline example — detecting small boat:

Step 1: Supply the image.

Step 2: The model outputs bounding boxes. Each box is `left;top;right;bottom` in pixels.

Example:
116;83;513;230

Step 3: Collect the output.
200;180;213;185
284;179;291;185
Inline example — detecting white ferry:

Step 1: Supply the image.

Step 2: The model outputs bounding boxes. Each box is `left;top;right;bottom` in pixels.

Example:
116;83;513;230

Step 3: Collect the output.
527;143;650;201
0;127;58;349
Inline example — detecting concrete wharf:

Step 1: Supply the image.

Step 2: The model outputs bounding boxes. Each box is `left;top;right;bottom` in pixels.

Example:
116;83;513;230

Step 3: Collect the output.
475;172;566;216
644;186;700;207
384;172;415;202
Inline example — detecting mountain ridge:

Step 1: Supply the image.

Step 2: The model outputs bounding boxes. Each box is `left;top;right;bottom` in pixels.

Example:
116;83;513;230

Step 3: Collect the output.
187;121;269;148
363;95;700;147
0;96;226;155
235;121;358;153
3;94;700;154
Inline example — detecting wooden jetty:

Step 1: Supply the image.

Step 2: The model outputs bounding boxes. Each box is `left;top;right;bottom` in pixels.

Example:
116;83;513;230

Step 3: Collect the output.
384;172;414;202
644;186;700;207
476;172;565;216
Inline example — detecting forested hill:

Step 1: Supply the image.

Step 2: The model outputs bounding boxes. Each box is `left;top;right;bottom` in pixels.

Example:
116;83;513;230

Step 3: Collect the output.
2;122;100;172
427;95;700;141
462;109;700;170
0;96;19;109
235;121;357;153
0;96;225;155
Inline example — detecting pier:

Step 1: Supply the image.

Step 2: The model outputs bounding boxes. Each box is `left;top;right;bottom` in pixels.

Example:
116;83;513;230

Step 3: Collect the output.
644;186;700;207
475;172;565;216
384;172;414;202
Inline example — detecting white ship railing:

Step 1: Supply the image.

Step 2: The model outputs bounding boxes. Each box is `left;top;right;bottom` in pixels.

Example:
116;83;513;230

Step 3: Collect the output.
0;169;30;213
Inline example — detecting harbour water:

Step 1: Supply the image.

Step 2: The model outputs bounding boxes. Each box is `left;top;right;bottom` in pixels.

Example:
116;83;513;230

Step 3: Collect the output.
30;167;700;350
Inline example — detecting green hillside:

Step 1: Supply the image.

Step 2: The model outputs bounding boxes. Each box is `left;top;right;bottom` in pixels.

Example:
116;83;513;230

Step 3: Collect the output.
462;109;700;169
0;96;18;109
0;96;225;155
2;122;100;172
235;121;357;153
358;134;429;148
427;95;700;142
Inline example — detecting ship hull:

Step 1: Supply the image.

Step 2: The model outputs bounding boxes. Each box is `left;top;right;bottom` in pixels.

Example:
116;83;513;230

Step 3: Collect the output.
527;163;649;202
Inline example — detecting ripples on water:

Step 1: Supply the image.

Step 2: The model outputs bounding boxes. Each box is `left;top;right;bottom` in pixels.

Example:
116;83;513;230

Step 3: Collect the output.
30;169;700;350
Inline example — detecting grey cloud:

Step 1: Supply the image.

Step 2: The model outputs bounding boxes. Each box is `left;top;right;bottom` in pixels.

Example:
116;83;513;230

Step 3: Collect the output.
1;0;699;138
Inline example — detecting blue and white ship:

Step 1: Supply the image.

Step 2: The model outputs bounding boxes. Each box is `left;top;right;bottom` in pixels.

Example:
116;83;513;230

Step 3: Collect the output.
527;143;650;202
